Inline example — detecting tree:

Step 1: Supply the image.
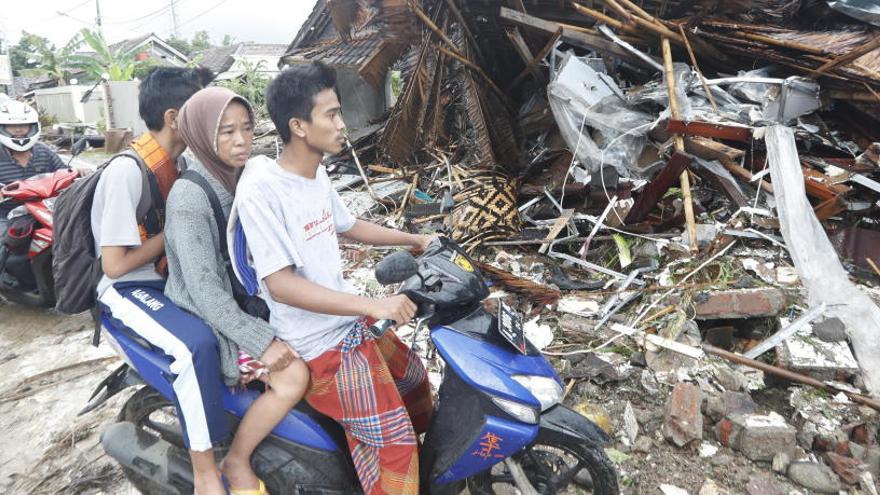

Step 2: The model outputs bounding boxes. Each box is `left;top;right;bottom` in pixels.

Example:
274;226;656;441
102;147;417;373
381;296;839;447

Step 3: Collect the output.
216;60;270;119
221;34;237;47
66;29;140;81
9;32;52;75
10;32;82;85
190;31;212;52
166;35;192;57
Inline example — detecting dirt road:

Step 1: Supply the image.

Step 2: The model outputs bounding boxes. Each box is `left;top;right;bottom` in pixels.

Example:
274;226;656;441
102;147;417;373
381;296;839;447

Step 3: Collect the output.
0;300;135;494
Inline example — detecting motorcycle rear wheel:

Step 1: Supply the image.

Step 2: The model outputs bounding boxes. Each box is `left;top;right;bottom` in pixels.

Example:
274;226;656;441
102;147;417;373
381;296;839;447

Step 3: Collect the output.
466;434;619;495
118;387;189;495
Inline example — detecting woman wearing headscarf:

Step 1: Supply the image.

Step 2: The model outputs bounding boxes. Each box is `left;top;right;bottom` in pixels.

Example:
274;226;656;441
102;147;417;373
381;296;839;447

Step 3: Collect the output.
164;86;308;495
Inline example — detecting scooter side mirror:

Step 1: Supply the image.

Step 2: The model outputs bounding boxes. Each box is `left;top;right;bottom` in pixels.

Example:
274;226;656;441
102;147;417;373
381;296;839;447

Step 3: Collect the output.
375;251;419;285
71;138;88;157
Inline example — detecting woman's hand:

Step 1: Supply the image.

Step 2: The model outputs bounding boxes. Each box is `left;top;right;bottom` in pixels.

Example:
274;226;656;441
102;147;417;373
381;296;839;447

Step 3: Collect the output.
260;340;299;372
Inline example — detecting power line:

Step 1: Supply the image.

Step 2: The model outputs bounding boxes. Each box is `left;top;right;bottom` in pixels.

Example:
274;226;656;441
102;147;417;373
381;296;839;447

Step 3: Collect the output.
170;0;180;38
38;0;93;24
105;3;173;25
174;0;230;31
55;11;96;28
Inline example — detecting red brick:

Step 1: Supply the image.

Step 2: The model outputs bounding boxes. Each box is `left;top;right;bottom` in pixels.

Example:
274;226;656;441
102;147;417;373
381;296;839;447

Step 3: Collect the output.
693;288;786;319
824;452;861;485
662;383;704;447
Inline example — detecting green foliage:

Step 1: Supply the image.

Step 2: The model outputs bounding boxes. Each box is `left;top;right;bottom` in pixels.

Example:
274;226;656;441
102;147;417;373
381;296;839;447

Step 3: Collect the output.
221;34;237;47
132;58;165;80
166;36;192;57
66;29;140;81
390;70;402;102
36;106;56;128
190;31;212;53
9;32;82;84
9;32;51;75
662;187;682;200
215;60;270;119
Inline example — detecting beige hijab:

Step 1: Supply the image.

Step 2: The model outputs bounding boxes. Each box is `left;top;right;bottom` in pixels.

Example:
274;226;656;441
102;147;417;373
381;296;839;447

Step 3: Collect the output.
177;86;254;193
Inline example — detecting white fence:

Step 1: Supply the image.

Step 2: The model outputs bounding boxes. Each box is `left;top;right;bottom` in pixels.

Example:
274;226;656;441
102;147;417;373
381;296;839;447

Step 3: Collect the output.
33;85;106;124
33;81;145;135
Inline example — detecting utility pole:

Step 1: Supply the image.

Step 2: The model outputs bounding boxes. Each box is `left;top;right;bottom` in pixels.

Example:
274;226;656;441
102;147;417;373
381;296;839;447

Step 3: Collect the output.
170;0;179;38
95;0;103;36
0;24;13;96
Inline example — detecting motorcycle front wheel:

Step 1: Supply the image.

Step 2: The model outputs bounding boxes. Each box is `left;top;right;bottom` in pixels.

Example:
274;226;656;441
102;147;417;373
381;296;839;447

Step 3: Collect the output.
467;433;619;495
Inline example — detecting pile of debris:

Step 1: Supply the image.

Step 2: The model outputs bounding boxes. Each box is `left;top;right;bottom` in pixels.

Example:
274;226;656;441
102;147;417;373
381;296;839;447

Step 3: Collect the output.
287;0;880;492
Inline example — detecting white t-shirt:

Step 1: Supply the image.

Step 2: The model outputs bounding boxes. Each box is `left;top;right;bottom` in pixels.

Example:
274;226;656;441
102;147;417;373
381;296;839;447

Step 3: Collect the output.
234;155;358;360
90;157;163;296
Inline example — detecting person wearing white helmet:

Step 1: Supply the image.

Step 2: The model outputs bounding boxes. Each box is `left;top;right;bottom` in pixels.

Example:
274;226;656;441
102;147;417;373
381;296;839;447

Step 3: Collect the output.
0;97;66;232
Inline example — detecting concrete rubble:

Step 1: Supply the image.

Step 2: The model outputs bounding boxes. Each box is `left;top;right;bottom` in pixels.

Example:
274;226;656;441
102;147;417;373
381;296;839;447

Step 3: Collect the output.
12;0;880;492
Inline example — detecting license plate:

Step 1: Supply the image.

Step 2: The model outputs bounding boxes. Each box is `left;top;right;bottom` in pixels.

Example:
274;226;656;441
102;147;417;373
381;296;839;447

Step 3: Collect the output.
497;301;527;355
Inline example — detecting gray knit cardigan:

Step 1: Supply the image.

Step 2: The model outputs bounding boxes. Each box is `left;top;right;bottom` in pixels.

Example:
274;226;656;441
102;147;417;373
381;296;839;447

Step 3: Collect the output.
163;160;275;386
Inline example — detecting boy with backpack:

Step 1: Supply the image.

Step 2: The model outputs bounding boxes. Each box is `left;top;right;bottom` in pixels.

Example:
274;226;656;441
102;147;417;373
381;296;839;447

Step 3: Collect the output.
55;67;231;495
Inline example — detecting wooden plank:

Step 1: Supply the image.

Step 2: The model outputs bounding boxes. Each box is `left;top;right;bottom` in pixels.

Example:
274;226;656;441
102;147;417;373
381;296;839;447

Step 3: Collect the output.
539;208;574;254
692;166;749;208
625;152;693;224
661;37;698;251
506;28;536;64
506;27;563;92
684;137;776;194
809;35;880;79
499;7;661;70
667;120;753;142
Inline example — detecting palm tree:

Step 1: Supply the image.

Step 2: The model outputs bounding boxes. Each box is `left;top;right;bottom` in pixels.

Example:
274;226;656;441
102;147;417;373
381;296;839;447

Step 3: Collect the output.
66;29;141;81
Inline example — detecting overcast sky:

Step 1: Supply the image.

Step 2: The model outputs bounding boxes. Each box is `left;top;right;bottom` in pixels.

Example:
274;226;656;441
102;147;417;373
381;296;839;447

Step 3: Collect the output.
1;0;313;48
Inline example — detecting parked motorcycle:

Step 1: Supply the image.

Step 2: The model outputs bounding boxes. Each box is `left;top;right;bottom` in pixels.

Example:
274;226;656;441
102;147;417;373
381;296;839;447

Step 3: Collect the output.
0;142;85;306
85;235;619;494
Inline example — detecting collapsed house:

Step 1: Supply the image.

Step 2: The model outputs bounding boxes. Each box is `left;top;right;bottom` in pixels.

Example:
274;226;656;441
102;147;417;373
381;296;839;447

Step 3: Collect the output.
278;1;880;491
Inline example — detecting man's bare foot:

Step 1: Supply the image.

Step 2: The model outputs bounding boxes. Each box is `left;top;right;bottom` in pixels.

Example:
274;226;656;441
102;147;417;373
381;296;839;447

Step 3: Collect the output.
193;469;226;495
221;455;261;491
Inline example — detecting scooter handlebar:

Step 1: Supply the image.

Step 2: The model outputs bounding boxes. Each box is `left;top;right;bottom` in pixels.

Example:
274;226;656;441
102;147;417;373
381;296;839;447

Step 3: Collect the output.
369;319;396;337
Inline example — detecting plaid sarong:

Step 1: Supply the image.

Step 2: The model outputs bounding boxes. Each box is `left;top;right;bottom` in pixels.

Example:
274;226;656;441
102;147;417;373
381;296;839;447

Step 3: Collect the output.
305;318;432;495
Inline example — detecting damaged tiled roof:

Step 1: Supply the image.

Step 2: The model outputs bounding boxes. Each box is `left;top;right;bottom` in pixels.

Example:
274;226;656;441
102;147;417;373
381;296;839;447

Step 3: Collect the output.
281;32;384;68
193;44;238;74
195;43;289;75
287;0;333;51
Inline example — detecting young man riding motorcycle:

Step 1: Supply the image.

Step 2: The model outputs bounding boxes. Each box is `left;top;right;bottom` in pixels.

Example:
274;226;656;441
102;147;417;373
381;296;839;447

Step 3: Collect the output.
0;97;67;235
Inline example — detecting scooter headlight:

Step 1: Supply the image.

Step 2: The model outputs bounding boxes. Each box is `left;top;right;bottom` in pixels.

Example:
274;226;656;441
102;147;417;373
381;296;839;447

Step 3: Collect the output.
512;375;563;411
490;396;539;424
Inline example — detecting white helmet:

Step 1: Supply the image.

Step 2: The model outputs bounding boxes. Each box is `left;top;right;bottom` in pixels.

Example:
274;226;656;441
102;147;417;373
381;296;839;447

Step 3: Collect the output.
0;99;41;152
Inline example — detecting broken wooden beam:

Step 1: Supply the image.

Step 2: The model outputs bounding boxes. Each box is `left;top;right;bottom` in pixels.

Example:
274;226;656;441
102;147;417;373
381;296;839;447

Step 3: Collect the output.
571;0;729;63
678;24;720;114
662;37;698;251
506;27;563;93
499;7;661;70
704;344;880;412
683;137;775;194
667;120;753;142
506;28;537;65
625;151;693;224
809;34;880;79
539;208;574;254
693;164;749;208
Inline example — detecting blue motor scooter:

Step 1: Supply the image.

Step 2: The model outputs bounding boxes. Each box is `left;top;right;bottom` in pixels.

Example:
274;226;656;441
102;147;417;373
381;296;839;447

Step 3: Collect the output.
85;236;618;494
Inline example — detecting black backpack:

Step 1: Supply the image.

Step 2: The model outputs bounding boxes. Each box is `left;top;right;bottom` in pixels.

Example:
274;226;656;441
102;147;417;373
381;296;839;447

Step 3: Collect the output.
52;150;163;315
178;170;270;321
